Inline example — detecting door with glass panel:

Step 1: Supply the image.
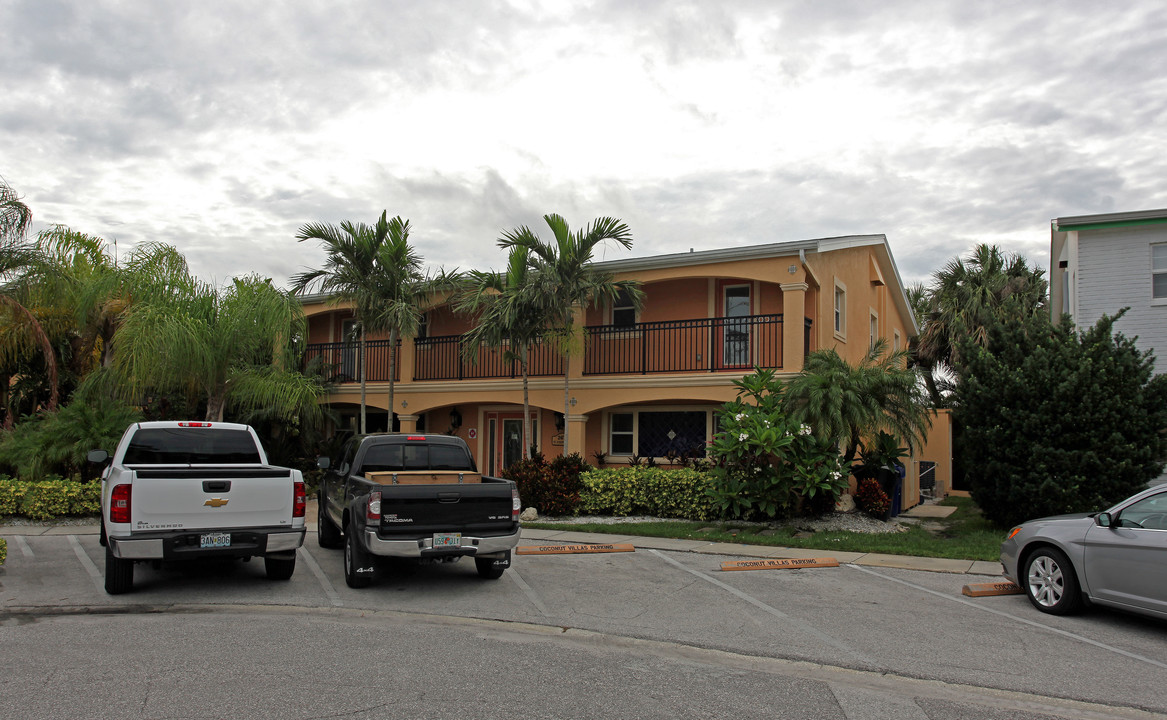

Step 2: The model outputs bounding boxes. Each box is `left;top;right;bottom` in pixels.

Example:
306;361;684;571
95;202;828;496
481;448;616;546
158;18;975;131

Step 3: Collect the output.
719;284;752;368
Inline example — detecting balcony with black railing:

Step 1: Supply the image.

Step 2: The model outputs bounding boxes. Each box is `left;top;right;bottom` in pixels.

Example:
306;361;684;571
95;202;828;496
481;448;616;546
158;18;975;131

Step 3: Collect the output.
583;314;783;375
302;314;806;384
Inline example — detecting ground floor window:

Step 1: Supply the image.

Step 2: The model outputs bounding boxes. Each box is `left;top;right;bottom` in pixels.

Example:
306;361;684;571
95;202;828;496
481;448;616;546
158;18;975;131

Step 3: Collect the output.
607;409;709;459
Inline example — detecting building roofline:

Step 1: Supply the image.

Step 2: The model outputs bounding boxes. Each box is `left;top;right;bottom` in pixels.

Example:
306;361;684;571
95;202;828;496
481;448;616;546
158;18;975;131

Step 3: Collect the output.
1053;208;1167;231
591;234;888;272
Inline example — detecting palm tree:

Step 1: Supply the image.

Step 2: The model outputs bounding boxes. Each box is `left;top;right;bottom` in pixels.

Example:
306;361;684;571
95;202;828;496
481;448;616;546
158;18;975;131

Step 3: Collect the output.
456;245;549;460
499;214;640;456
0;179;59;418
111;272;324;423
783;339;931;466
293;212;454;434
913;244;1047;405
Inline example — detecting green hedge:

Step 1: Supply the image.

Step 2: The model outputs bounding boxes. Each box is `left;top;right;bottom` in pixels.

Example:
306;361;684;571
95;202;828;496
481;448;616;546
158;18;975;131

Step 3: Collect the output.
579;467;717;521
0;538;6;565
0;476;101;520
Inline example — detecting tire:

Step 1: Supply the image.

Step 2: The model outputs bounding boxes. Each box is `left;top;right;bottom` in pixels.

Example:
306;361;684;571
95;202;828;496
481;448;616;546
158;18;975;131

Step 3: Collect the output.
317;495;343;549
104;543;134;595
265;555;296;580
344;524;373;589
475;556;506;580
1022;547;1082;615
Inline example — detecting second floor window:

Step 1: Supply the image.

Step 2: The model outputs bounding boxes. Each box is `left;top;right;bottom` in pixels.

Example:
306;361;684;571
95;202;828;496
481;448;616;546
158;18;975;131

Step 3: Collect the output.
612;288;637;327
1154;244;1167;300
834;285;846;336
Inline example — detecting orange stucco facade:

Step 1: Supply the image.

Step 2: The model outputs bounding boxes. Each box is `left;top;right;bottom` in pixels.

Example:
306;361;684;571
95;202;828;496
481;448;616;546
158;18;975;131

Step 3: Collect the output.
300;235;945;510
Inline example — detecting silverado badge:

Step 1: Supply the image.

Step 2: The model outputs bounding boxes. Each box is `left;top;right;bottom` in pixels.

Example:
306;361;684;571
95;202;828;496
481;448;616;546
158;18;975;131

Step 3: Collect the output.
204;498;229;508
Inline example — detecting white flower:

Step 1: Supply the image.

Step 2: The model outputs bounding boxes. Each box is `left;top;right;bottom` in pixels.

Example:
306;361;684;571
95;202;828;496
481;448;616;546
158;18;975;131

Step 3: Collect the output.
799;424;812;436
734;412;745;421
738;433;748;441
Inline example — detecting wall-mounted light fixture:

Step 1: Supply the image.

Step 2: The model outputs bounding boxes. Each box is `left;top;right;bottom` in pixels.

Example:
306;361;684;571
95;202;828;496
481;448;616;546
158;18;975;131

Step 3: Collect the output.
448;407;462;431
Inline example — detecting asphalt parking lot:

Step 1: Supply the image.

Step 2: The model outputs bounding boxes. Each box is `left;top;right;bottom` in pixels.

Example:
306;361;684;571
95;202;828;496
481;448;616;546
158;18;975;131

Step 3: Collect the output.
3;520;1167;718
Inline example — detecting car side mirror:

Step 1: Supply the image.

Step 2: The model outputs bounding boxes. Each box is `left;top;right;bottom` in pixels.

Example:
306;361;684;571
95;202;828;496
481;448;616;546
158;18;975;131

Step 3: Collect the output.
88;449;109;464
316;456;330;470
1095;512;1112;528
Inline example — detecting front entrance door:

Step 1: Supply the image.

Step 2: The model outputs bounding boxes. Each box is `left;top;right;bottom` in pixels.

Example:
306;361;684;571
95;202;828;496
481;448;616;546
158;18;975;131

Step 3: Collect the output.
487;412;538;475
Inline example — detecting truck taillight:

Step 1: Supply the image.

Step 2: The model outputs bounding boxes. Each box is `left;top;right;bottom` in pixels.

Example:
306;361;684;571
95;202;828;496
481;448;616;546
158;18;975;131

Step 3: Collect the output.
512;487;521;519
367;491;381;521
177;422;212;427
293;481;306;518
110;484;132;523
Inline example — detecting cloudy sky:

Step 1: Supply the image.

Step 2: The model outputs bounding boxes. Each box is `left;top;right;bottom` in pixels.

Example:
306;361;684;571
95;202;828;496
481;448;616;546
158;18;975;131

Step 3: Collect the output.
3;1;1165;290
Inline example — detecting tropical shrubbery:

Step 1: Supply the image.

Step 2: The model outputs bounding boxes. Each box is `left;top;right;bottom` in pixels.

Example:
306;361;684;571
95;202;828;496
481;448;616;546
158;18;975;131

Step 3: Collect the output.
0;476;101;519
501;452;591;516
0;538;6;565
706;369;849;520
579;467;717;520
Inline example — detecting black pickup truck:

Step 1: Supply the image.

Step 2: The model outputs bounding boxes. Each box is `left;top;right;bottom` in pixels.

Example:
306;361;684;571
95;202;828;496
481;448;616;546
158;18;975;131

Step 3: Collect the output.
316;433;521;587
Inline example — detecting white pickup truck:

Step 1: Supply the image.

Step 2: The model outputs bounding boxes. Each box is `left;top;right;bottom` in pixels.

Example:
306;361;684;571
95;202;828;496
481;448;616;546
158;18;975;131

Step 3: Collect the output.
90;421;307;594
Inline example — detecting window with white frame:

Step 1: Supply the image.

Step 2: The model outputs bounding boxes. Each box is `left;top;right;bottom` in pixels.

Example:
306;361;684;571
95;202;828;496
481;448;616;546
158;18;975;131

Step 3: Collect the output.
611;287;637;327
1154;244;1167;300
869;311;879;350
607;410;708;459
833;282;847;337
609;412;634;455
893;329;902;352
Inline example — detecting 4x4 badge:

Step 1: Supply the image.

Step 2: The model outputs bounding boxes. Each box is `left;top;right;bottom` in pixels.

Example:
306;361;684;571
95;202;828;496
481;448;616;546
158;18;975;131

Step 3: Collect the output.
204;498;229;508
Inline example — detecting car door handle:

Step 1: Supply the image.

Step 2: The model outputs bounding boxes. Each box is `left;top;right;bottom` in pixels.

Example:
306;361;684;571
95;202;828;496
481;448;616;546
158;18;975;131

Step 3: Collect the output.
202;481;232;493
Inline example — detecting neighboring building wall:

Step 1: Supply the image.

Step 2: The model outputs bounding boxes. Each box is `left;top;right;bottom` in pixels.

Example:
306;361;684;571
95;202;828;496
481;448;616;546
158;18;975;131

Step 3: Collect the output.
1076;225;1167;365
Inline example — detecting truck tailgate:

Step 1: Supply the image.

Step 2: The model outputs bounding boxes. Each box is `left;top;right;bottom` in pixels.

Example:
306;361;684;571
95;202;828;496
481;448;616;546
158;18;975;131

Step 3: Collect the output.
129;466;297;531
380;483;515;534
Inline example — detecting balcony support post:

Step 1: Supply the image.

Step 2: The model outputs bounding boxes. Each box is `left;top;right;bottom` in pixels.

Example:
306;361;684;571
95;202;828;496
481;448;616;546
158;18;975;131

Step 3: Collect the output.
780;282;809;371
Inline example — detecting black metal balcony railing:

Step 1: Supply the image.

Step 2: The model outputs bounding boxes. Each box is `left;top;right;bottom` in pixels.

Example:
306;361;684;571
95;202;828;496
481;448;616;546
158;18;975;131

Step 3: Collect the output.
584;314;783;375
303;339;399;382
413;336;564;381
303;314;806;383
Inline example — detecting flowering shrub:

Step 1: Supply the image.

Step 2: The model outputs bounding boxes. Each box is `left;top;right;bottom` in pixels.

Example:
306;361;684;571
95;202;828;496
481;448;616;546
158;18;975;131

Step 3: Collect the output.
706;369;849;520
854;478;890;518
0;538;6;565
501;453;591;516
0;475;102;520
579;467;718;520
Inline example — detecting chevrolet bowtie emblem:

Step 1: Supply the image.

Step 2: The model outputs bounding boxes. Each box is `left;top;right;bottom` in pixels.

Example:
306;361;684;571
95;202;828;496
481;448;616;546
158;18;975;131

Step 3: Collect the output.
204;498;229;508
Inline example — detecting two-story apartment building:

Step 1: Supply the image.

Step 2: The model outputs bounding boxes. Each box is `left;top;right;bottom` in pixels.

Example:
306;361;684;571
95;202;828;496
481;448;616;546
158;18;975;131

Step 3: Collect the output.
301;234;952;509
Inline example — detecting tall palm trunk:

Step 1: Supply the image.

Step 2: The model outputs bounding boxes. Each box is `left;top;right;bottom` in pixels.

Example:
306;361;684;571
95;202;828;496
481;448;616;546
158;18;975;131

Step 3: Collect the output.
1;296;59;412
358;327;368;435
387;329;398;433
520;343;531;460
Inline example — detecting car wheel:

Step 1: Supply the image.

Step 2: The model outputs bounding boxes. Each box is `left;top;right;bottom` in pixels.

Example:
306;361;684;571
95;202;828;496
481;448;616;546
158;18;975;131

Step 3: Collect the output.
317;495;343;549
264;555;296;580
344;523;373;589
475;556;506;580
1022;547;1082;615
104;543;133;595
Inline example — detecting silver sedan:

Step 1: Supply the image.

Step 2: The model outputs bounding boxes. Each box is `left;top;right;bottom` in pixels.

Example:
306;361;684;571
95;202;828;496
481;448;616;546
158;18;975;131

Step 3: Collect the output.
1000;483;1167;618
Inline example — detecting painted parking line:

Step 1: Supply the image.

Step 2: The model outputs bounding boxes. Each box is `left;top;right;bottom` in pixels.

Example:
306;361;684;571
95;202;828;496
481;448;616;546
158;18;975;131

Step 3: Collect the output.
298;546;343;607
849;564;1167;671
68;535;105;594
15;535;34;558
649;549;878;669
507;567;554;619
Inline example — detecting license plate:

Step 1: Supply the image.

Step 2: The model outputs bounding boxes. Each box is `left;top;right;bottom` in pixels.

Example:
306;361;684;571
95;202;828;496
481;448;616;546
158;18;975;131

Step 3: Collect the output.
432;532;461;549
200;532;231;549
